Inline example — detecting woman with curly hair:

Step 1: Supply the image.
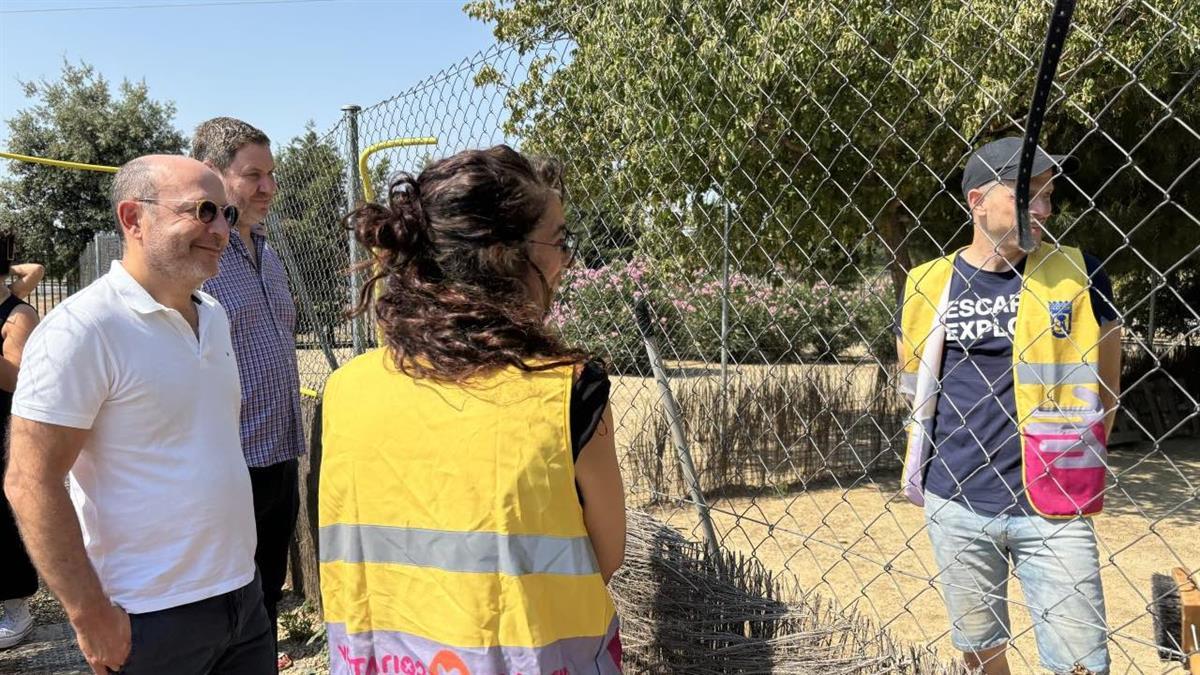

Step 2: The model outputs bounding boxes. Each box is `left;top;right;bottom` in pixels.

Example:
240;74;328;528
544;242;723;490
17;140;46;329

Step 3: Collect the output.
319;145;624;675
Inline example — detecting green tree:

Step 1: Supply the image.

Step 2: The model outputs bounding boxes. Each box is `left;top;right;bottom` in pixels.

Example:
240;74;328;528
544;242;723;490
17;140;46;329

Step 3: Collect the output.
467;0;1199;331
273;125;351;345
272;124;392;346
0;60;187;275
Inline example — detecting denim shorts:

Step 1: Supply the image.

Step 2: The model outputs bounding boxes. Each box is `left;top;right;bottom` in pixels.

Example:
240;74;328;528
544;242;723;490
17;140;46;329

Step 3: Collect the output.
924;492;1110;674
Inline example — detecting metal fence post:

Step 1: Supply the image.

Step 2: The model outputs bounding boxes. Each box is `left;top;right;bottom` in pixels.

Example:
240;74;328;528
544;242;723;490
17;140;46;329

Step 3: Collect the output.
720;199;731;455
342;104;366;356
93;232;101;284
634;300;722;563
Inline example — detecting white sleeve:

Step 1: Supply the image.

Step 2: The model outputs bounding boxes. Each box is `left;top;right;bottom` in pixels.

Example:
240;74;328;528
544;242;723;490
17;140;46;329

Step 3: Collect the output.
12;305;112;429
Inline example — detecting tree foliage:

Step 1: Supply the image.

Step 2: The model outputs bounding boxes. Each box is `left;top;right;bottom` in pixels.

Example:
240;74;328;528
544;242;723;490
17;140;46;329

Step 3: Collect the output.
273;125;348;343
468;0;1199;331
272;124;391;343
0;60;187;275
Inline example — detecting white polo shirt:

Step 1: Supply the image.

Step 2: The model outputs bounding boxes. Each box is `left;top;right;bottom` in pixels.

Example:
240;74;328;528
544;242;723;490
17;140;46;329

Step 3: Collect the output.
13;261;256;614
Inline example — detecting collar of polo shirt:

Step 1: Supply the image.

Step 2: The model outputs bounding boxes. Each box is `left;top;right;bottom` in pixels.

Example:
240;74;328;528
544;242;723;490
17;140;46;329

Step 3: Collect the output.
108;261;202;314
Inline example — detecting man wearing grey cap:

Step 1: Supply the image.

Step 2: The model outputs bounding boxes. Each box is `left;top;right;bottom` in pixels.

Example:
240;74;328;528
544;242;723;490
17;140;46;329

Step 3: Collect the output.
895;137;1122;674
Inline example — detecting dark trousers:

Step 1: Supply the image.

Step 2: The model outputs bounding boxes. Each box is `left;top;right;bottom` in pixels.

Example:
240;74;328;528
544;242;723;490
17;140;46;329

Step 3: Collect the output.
115;574;274;675
0;445;38;601
248;458;299;653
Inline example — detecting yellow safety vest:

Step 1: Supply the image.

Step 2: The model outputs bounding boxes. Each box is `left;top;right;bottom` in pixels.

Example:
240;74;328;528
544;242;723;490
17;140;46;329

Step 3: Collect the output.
898;244;1108;517
319;350;621;675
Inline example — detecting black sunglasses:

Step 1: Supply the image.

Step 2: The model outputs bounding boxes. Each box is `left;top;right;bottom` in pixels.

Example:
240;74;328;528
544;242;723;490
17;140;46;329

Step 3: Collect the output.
134;198;239;228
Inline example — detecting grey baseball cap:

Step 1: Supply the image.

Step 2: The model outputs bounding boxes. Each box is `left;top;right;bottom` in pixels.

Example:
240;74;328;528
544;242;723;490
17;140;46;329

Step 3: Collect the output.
961;136;1078;198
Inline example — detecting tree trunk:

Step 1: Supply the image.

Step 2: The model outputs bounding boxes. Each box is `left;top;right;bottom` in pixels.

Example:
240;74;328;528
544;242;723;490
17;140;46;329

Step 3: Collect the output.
878;199;913;305
288;399;323;614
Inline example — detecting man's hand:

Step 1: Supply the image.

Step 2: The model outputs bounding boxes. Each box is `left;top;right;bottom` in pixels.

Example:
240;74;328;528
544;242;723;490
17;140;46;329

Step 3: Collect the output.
70;602;131;675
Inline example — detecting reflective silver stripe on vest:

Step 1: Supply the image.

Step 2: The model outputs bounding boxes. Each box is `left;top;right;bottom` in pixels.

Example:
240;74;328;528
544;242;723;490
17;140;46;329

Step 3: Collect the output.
319;524;600;576
1015;362;1099;386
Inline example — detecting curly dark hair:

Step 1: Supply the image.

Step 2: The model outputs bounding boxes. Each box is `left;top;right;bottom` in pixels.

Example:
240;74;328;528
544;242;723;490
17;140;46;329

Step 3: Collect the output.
347;145;585;382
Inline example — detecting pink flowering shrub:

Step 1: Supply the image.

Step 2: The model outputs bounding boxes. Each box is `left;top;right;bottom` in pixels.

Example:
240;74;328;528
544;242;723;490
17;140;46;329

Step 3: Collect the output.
803;275;895;361
548;257;894;369
652;268;798;361
550;257;657;374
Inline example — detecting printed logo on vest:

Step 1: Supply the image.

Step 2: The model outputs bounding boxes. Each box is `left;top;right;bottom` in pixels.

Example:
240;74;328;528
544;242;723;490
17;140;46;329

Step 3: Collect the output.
337;644;431;675
1049;301;1072;338
429;650;471;675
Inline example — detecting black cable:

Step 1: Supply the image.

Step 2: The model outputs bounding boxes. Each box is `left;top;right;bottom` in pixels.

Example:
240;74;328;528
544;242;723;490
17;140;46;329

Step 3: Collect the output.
1016;0;1077;252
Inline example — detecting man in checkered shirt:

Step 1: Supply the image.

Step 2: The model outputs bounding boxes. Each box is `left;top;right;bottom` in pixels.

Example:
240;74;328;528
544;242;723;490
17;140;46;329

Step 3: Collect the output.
193;118;304;662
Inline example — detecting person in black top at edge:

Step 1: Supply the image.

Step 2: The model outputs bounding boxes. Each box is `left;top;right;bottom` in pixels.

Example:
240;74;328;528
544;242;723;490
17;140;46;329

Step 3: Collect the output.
0;231;44;650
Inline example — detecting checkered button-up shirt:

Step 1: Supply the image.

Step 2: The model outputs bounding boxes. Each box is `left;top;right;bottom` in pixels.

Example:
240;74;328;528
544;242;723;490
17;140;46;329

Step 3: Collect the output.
204;223;305;467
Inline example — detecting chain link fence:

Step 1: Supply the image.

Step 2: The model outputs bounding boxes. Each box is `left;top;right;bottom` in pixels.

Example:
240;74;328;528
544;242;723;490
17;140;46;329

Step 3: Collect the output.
139;0;1200;671
77;231;123;288
19;276;76;318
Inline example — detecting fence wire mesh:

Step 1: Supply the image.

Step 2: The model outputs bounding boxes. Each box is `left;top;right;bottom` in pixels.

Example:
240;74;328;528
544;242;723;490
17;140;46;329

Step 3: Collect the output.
77;231;122;288
266;120;354;388
97;0;1198;672
19;275;76;319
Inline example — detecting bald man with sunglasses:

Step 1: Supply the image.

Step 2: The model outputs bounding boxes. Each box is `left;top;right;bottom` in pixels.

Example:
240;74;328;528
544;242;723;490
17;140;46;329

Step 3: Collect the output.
4;155;274;675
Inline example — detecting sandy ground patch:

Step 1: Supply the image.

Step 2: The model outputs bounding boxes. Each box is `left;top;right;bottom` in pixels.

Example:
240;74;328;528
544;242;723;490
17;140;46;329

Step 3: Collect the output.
649;438;1198;674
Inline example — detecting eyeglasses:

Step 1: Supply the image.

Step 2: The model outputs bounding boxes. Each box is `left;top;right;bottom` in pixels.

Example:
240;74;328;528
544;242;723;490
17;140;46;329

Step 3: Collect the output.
527;229;578;264
134;199;239;228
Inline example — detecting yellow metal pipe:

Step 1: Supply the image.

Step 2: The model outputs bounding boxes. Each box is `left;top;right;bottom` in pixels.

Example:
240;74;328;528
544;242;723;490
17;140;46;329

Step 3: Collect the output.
357;137;437;202
1;151;118;173
4;150;325;398
355;137;436;350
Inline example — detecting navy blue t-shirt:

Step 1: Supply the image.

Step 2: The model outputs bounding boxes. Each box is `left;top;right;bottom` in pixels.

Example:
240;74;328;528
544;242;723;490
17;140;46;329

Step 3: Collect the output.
897;253;1118;515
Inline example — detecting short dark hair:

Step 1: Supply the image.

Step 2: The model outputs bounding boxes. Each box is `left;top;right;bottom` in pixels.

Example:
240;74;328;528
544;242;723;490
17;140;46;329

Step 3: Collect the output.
191;117;270;171
110;157;160;230
0;232;15;276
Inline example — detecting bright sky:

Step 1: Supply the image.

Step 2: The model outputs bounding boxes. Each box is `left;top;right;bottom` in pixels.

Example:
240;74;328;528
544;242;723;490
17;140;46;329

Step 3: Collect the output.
0;0;498;163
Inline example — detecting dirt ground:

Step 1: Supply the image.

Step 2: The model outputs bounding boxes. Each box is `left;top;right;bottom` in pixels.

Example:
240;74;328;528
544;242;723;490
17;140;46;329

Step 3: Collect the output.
650;437;1199;674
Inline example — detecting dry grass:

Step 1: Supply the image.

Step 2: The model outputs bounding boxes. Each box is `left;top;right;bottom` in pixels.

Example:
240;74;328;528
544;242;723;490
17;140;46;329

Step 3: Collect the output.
608;360;899;506
611;511;972;674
